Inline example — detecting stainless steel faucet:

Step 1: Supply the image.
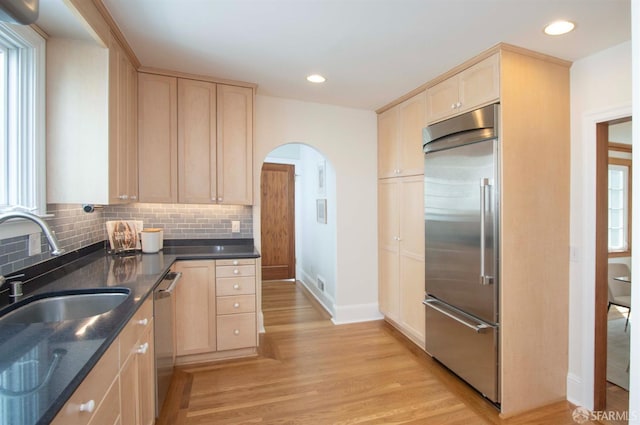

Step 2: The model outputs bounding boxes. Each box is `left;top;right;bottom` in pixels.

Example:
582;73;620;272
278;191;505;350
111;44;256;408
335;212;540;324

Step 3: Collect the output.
0;211;65;255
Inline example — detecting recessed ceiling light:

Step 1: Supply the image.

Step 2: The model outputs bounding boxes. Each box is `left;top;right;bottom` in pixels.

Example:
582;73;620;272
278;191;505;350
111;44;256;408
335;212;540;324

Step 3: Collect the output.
307;74;326;83
544;20;575;36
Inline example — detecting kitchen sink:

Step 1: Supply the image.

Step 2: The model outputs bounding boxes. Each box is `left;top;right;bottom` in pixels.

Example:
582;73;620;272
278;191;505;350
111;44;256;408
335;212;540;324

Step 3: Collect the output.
0;289;131;324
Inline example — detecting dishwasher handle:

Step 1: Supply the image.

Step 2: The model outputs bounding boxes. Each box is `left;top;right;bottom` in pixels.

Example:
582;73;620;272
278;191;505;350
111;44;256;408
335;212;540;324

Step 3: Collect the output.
157;272;182;297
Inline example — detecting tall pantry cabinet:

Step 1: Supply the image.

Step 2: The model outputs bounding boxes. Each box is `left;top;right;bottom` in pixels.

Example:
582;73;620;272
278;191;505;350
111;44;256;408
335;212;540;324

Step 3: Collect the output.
377;44;571;416
377;91;426;347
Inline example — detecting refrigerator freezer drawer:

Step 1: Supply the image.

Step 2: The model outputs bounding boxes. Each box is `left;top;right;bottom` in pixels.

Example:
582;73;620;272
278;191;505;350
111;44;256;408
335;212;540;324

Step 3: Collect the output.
424;298;499;403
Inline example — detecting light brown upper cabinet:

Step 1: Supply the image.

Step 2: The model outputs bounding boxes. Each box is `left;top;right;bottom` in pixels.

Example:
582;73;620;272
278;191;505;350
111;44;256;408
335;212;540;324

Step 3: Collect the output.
109;36;139;204
426;53;499;124
138;73;254;205
378;91;426;178
47;33;138;205
138;73;179;203
217;85;254;205
178;79;217;204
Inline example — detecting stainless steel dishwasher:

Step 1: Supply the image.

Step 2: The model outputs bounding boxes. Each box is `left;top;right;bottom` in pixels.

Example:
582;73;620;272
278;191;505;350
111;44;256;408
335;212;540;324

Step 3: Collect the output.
154;270;181;417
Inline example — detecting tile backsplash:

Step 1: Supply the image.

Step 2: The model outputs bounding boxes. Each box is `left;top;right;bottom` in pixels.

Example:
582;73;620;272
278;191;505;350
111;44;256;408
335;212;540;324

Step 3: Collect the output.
0;203;253;276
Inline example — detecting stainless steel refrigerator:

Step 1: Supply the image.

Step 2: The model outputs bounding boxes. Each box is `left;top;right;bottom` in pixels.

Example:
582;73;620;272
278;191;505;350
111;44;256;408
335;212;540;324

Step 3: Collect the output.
423;104;500;404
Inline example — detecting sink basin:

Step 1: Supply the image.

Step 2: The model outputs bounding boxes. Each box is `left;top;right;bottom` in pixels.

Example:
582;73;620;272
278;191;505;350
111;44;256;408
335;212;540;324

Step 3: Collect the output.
0;289;131;324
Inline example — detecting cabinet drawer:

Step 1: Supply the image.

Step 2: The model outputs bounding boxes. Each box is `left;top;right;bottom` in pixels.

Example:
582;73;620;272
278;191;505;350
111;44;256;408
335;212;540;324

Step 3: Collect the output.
217;313;256;351
51;341;119;425
216;276;256;296
216;295;256;315
87;376;120;425
216;264;255;278
217;259;255;267
119;297;153;366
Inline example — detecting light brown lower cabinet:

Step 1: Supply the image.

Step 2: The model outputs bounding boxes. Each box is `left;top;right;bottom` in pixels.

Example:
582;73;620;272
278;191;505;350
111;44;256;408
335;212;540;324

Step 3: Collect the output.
175;258;258;365
52;297;154;425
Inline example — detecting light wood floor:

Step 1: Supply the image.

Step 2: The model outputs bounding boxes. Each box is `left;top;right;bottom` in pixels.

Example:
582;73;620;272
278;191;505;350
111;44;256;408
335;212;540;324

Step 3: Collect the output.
158;280;606;425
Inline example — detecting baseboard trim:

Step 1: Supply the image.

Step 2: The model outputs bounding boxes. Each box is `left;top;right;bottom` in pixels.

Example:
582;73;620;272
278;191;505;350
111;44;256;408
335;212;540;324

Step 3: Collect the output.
332;303;384;325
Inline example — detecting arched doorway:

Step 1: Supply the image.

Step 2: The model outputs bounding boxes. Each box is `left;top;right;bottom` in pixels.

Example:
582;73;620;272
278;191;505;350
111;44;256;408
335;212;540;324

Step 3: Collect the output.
260;143;337;319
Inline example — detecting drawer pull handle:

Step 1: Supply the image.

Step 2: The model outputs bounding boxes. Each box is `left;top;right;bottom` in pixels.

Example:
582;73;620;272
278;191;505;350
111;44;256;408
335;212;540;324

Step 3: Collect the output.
79;400;95;413
233;329;240;335
233;284;240;290
233;302;240;308
233;260;238;265
138;318;148;326
137;342;149;355
233;269;240;275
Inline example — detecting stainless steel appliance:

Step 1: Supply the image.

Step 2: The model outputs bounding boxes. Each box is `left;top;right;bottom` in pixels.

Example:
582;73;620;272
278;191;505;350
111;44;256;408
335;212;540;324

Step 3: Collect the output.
423;104;500;404
154;270;181;416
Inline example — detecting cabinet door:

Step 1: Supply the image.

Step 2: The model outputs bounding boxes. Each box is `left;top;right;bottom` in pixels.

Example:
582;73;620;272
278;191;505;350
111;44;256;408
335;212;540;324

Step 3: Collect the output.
378;179;400;320
119;354;138;425
107;36;123;204
398;92;426;176
426;76;459;124
138;73;178;203
398;175;425;344
175;261;217;356
127;60;139;202
378;106;399;178
178;79;217;204
138;324;156;425
216;85;253;205
458;53;499;115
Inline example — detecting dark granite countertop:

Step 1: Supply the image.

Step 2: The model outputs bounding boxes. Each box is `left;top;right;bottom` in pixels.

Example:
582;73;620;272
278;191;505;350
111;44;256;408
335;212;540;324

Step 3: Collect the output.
0;239;259;425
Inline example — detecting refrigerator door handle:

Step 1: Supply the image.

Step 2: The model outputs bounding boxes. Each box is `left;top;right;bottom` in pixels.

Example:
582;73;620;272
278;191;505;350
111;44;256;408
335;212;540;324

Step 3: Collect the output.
479;178;493;286
424;299;491;333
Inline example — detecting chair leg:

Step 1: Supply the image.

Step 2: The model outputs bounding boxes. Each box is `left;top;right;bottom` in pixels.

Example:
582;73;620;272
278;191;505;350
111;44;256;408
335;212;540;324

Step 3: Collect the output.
608;302;612;312
625;308;631;332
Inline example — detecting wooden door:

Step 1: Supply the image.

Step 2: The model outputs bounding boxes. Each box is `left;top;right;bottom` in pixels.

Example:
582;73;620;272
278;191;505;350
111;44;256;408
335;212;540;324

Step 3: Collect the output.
217;84;253;205
138;73;178;203
178;78;217;204
260;163;295;280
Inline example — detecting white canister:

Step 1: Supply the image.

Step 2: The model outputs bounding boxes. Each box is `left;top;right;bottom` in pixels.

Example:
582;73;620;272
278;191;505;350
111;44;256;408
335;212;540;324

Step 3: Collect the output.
140;228;163;253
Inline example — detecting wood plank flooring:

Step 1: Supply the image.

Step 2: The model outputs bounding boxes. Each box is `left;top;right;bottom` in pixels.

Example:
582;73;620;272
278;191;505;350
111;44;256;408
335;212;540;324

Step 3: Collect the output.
158;280;605;425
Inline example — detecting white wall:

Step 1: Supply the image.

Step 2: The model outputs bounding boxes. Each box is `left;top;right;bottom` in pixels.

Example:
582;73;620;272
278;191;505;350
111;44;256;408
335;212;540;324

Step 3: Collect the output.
265;144;338;314
568;40;632;409
254;95;381;324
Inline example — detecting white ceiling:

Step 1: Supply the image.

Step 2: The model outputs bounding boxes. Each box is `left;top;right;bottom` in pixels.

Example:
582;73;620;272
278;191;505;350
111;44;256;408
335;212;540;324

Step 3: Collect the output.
76;1;633;110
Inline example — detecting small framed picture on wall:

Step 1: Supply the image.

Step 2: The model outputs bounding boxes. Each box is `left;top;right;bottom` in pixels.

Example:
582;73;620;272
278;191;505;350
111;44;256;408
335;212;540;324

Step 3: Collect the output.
317;160;326;196
317;199;327;224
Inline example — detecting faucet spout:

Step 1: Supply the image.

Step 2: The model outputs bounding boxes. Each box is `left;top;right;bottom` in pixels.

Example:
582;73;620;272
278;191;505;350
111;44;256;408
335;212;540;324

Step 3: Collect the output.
0;211;65;256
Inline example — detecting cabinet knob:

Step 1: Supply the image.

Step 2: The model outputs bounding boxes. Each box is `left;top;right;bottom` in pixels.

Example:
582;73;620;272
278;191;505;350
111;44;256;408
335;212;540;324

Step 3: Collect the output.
130;195;137;201
233;302;240;308
233;269;240;275
118;194;129;200
138;318;148;326
233;284;240;290
79;400;95;413
218;197;223;202
451;103;456;110
232;260;239;266
136;342;149;355
456;102;462;108
233;329;240;336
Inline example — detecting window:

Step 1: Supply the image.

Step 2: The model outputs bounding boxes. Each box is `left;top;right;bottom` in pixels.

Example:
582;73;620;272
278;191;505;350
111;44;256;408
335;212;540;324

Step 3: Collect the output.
608;158;632;255
0;22;46;215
